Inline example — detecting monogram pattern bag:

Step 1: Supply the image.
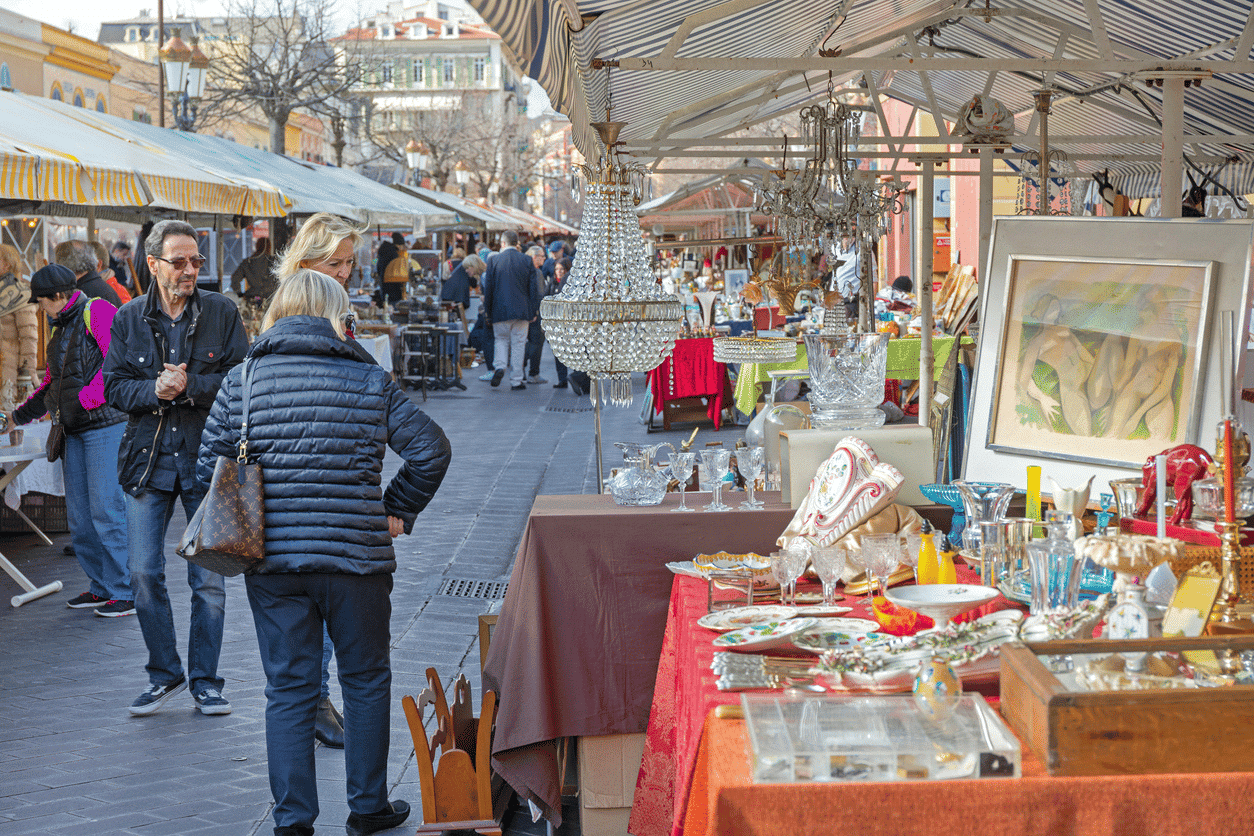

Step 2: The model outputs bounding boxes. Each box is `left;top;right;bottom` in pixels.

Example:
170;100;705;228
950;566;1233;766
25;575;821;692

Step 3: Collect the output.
178;359;265;576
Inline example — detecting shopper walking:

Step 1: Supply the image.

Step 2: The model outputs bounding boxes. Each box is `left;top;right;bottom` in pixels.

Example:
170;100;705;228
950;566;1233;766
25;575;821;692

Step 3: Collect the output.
198;270;450;836
481;230;540;391
104;219;249;717
9;265;132;616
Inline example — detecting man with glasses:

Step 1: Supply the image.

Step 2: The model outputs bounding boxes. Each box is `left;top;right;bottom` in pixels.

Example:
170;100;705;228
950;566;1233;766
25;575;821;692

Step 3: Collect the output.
104;219;249;717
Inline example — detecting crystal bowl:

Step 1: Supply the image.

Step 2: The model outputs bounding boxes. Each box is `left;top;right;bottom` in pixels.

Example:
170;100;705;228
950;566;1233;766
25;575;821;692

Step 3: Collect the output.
884;584;1000;629
1190;477;1254;521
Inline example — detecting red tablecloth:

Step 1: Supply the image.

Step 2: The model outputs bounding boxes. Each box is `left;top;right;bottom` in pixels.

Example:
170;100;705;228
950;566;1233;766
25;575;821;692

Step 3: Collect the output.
647;338;729;429
629;564;1006;836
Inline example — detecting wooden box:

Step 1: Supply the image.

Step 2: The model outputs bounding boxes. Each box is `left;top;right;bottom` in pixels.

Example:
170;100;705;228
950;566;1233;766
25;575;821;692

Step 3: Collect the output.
1000;636;1254;776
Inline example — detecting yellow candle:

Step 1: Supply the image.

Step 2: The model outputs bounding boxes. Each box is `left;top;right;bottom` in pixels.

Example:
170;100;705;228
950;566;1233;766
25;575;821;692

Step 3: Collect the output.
1027;466;1041;522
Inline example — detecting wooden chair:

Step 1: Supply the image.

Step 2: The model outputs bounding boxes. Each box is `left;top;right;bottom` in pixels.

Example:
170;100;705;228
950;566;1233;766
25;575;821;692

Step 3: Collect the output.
402;667;506;836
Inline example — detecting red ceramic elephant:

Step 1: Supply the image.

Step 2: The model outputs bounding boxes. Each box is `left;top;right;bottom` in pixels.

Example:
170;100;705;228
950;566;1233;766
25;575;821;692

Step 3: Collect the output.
1134;444;1213;525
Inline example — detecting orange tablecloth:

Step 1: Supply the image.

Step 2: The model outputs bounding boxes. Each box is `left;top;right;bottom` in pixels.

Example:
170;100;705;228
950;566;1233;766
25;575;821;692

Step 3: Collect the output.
684;714;1254;836
629;567;1005;836
647;337;730;429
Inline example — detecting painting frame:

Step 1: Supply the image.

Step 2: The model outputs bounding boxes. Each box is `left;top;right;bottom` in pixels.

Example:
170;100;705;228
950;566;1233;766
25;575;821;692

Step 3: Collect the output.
963;217;1254;495
986;254;1216;468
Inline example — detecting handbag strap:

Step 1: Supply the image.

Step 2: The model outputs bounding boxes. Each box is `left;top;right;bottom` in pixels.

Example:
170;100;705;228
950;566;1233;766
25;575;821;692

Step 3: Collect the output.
238;358;254;465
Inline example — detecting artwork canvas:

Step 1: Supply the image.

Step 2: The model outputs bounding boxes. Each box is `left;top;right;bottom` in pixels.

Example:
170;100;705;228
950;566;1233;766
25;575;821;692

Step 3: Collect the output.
723;269;750;300
988;256;1214;467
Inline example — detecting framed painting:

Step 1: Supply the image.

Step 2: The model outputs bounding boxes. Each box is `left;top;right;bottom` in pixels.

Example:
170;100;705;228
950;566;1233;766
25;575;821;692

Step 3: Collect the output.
963;217;1254;495
987;255;1215;468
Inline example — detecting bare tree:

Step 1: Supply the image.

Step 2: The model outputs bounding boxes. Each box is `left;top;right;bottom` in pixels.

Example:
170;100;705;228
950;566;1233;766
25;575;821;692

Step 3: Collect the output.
364;101;473;191
206;0;369;154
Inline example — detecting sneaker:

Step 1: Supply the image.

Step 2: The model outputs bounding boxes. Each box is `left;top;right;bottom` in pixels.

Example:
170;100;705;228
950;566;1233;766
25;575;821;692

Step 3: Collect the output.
346;800;411;836
67;591;108;609
129;677;187;716
193;687;233;716
94;599;136;617
510;383;526;391
477;371;495;382
526;375;547;384
490;369;504;387
553;381;568;389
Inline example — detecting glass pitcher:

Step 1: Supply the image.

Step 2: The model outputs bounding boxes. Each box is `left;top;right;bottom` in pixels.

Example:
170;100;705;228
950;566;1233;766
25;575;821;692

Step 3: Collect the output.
952;481;1016;553
608;442;676;506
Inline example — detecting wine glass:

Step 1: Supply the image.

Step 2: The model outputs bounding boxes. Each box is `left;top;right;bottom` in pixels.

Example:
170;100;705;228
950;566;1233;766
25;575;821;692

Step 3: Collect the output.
781;541;812;607
768;551;790;604
701;448;732;512
669;451;696;512
812;544;848;606
738;445;765;510
902;533;922;582
860;533;900;601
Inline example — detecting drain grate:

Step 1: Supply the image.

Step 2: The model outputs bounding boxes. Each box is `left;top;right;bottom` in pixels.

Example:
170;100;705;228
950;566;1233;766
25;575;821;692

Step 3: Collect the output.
437;578;508;599
543;403;595;413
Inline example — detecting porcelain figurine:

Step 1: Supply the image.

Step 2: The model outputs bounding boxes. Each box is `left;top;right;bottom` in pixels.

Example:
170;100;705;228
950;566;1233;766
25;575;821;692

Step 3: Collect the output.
778;437;904;549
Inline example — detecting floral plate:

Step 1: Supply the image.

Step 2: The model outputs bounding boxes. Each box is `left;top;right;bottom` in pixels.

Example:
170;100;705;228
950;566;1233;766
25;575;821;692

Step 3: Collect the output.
712;618;817;652
807;617;881;633
792;629;890;654
697;605;796;632
692;551;772;578
790;605;853;617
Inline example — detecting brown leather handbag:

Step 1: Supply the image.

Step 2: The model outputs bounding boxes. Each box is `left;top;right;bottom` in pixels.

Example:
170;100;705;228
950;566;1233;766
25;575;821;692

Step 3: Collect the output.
178;359;265;576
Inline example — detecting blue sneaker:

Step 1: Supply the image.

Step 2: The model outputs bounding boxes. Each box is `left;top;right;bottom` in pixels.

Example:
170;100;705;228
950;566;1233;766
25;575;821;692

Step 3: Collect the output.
478;371;495;382
193;687;232;716
129;677;186;716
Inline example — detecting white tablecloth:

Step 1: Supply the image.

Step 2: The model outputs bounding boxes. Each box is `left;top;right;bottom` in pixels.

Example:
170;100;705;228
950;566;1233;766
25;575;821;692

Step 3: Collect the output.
0;421;65;510
363;334;393;374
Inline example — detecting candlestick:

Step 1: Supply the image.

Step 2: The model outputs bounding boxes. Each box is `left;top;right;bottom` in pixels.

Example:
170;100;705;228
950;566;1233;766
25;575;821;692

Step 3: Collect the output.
1224;419;1236;525
1026;466;1041;522
1155;453;1167;539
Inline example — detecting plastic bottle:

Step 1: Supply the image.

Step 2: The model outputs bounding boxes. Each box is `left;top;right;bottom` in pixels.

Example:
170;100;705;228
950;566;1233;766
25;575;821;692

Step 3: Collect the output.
916;521;938;585
936;531;958;585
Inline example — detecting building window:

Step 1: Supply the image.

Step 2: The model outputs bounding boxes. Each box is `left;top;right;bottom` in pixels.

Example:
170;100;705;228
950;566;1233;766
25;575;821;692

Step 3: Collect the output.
380;24;393;38
126;26;139;42
0;64;11;91
96;95;107;113
72;88;85;107
381;62;393;85
473;57;485;84
444;59;454;84
50;82;63;101
412;58;424;85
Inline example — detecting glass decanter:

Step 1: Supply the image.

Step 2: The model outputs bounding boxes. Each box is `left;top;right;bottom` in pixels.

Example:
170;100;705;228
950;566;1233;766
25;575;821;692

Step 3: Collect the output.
608;442;675;506
1025;511;1083;614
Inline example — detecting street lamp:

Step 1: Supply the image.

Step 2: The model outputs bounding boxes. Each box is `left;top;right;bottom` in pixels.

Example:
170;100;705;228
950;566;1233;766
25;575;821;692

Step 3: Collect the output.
160;29;209;131
454;161;470;198
404;139;430;187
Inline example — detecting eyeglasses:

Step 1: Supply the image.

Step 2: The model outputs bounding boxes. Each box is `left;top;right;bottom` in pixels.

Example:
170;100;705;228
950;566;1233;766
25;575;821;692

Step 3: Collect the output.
153;255;206;271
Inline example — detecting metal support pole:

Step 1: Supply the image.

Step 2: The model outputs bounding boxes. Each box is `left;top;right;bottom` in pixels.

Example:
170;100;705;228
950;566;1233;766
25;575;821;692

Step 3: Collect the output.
86;206;96;243
214;214;225;291
913;158;937;430
1161;77;1186;218
978;146;994;284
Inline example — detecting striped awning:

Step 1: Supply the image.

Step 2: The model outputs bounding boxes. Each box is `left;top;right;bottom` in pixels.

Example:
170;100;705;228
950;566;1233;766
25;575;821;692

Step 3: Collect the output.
471;0;1254;198
0;91;288;215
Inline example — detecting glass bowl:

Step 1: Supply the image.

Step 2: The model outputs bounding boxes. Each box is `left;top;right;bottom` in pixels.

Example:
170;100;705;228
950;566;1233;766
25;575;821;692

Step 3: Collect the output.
1190;477;1254;521
1109;476;1175;520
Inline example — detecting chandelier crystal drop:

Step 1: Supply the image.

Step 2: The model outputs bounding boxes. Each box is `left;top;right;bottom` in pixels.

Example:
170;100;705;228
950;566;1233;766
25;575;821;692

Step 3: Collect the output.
540;121;683;407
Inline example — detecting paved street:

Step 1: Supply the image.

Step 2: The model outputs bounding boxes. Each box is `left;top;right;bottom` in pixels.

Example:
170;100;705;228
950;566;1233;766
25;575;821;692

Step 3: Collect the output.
0;353;748;836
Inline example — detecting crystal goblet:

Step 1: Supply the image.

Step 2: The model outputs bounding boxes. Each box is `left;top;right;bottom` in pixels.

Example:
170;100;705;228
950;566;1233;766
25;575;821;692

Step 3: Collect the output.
669;451;696;512
781;540;813;607
812;544;848;606
861;533;901;601
702;448;732;512
738;445;765;510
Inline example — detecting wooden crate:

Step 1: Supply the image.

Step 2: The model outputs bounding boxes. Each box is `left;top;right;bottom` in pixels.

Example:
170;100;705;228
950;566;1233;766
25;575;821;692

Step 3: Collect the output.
1000;637;1254;776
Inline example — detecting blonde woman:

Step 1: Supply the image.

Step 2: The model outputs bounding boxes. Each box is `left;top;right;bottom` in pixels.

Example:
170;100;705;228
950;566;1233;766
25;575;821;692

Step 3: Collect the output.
0;244;38;399
276;213;366;290
198;270;449;836
272;213;369;747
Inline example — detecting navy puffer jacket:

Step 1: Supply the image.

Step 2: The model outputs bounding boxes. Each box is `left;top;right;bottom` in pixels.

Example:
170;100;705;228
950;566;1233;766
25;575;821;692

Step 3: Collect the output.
196;315;451;575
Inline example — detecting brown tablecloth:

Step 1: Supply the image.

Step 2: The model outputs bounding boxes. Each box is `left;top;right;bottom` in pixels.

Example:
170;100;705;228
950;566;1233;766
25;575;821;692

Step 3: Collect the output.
482;492;795;826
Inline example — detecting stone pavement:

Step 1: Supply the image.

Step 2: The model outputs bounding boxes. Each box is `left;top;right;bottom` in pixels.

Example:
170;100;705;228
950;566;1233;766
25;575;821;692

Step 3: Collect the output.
0;352;749;836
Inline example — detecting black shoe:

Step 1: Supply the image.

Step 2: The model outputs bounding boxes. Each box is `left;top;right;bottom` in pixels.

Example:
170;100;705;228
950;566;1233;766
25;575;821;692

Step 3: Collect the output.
67;591;108;609
62;545;76;556
274;826;314;836
315;698;345;748
510;383;526;391
346;800;410;836
490;369;504;387
94;599;136;617
553;381;568;389
129;676;187;716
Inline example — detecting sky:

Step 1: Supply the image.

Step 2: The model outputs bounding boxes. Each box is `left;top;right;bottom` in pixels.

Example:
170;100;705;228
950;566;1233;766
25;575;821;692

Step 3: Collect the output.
2;0;231;39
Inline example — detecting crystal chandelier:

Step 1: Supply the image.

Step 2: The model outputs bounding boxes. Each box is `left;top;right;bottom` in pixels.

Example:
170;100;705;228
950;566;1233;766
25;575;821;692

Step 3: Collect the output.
540;121;683;406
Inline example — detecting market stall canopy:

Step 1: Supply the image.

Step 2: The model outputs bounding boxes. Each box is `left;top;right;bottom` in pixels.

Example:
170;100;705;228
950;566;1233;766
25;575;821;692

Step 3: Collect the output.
488;202;579;235
471;0;1254;199
636;161;773;239
394;184;521;231
30;105;453;227
0;91;287;215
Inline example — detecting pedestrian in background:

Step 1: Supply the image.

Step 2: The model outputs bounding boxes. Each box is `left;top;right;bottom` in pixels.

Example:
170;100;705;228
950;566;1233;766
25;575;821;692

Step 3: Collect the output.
523;245;548;385
198;270;451;836
53;240;123;307
481;230;540;391
9;265;132;617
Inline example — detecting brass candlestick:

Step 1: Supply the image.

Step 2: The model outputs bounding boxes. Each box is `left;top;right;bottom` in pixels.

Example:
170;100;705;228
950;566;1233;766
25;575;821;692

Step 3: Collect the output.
1208;416;1253;673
